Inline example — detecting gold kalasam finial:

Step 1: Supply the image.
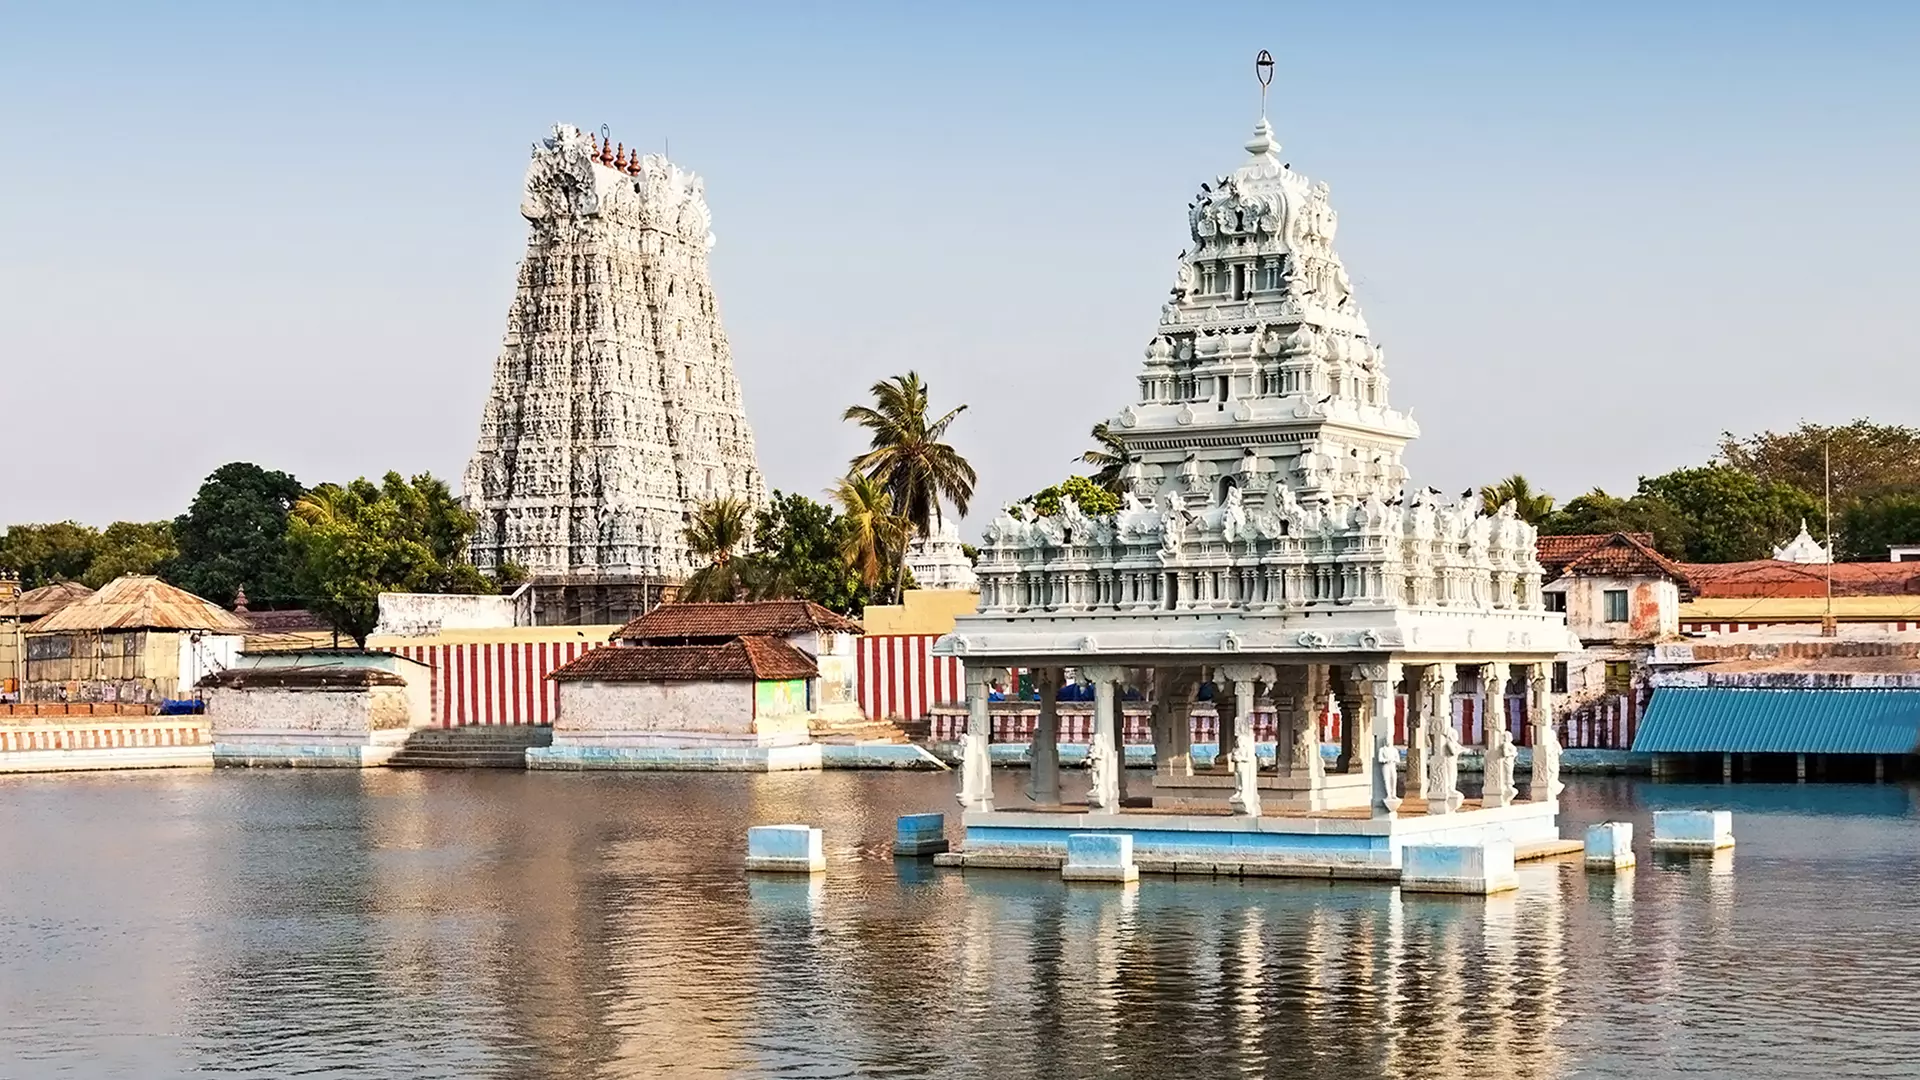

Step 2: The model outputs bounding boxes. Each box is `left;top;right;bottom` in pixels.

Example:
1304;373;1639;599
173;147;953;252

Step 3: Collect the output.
1255;49;1275;115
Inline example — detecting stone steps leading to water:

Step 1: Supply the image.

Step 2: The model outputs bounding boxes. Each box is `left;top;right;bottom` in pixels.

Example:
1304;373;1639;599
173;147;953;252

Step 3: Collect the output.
388;725;550;768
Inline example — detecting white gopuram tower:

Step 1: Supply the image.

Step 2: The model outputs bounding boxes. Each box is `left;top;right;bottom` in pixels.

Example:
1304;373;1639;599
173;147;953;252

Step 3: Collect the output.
936;57;1580;884
464;124;765;614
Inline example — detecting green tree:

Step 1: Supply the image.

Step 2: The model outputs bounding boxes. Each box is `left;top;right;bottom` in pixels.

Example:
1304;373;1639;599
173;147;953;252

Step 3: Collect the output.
843;371;977;537
680;496;755;602
1839;493;1920;561
286;472;494;646
1717;419;1920;506
167;462;306;607
0;522;101;589
1636;466;1820;563
1078;422;1137;494
82;521;178;587
830;474;910;604
1477;474;1555;524
1023;475;1123;517
1541;489;1690;558
747;490;870;613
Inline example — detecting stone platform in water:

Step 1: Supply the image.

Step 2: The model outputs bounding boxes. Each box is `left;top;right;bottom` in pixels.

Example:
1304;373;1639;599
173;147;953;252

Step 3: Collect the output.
936;800;1561;883
528;743;823;771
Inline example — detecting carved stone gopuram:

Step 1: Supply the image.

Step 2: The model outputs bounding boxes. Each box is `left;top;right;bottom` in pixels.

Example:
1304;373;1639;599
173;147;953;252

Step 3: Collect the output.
464;124;765;587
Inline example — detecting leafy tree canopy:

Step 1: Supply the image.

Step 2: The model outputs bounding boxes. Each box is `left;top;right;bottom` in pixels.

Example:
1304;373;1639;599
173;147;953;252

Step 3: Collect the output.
1717;419;1920;506
748;490;870;613
1477;474;1555;524
1022;476;1123;517
167;462;305;607
286;472;493;646
0;520;178;590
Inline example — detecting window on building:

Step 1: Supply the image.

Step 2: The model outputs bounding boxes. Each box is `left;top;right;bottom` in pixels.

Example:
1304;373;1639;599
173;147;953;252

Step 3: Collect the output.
1604;661;1632;693
1551;661;1569;694
1544;592;1567;613
1603;589;1629;623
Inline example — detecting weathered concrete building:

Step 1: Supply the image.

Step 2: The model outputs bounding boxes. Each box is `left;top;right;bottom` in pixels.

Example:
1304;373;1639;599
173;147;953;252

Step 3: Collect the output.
203;651;434;767
23;576;246;705
463;124;765;622
532;600;866;769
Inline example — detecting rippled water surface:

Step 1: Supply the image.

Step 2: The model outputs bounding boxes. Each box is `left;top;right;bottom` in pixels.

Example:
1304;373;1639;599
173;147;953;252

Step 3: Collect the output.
2;768;1917;1079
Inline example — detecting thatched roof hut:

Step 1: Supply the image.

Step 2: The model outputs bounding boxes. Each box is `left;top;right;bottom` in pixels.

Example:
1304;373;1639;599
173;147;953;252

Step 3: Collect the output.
28;575;249;635
0;581;94;621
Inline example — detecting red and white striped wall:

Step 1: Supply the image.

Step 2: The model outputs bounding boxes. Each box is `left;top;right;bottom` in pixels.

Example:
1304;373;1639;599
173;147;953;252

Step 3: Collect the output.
379;640;605;727
1683;619;1917;635
856;634;965;724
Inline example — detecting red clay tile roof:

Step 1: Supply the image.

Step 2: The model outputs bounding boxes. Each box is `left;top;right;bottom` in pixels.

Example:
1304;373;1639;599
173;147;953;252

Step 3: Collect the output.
1555;533;1689;583
1680;559;1920;599
615;600;862;643
1537;533;1657;579
550;636;819;682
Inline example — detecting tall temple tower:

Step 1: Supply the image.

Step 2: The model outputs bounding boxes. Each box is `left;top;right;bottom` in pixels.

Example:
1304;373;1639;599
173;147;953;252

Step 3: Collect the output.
464;124;765;618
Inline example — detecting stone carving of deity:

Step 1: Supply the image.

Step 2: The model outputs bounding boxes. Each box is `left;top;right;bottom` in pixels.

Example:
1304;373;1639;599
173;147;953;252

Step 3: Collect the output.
1425;712;1464;815
1377;743;1402;814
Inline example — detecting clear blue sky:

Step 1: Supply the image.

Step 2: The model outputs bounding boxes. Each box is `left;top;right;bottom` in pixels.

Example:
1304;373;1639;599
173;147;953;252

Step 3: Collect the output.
3;2;1915;528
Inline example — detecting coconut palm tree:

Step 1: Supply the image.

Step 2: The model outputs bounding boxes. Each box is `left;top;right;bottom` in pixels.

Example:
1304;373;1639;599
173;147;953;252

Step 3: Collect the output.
1078;421;1137;494
1478;474;1556;524
830;473;912;601
842;371;977;537
680;496;754;601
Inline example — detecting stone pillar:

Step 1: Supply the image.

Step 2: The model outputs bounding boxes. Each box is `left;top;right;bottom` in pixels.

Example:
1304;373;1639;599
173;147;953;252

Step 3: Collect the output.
1528;665;1563;804
1028;667;1061;804
1481;661;1515;808
1356;662;1403;818
1214;667;1237;770
1336;668;1364;773
1083;665;1125;814
1217;664;1274;818
957;666;994;812
1406;665;1445;802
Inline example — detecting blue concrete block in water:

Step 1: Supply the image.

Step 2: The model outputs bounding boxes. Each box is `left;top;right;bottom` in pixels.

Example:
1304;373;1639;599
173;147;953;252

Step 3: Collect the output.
746;824;826;873
1584;821;1636;872
1400;841;1518;895
1062;832;1138;883
1651;810;1734;854
893;812;949;857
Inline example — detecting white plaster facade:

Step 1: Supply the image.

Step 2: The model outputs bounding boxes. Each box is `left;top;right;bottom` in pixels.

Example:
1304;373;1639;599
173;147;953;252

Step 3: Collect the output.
551;680;811;748
905;519;979;592
205;652;433;767
938;94;1579;832
464;124;765;580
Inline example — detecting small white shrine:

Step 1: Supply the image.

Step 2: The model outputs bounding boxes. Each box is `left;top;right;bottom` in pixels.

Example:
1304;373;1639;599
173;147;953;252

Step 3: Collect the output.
934;58;1581;883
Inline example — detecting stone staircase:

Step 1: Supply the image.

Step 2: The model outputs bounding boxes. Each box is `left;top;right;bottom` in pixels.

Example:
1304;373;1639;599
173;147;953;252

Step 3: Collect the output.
809;716;914;746
388;725;551;769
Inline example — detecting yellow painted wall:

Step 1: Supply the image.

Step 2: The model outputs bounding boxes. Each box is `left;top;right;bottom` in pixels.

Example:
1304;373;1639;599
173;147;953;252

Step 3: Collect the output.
859;590;980;636
1682;596;1920;622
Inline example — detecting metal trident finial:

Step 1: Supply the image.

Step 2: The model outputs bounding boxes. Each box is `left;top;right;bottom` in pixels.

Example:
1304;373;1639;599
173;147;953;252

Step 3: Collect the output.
1255;49;1275;115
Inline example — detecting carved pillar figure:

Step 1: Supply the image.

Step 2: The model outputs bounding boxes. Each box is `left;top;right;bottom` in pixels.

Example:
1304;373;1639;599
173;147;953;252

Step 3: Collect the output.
1217;664;1274;817
1529;665;1563;804
958;666;994;812
1355;661;1403;818
1425;683;1465;816
1029;667;1061;804
1481;661;1516;808
1083;665;1126;814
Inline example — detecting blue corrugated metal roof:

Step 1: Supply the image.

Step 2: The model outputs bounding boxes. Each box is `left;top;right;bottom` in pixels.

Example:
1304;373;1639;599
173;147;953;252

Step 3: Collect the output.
1633;688;1920;755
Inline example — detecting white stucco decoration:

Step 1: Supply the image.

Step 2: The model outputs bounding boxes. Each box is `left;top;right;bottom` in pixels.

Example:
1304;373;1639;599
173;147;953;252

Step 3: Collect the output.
464;124;766;579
